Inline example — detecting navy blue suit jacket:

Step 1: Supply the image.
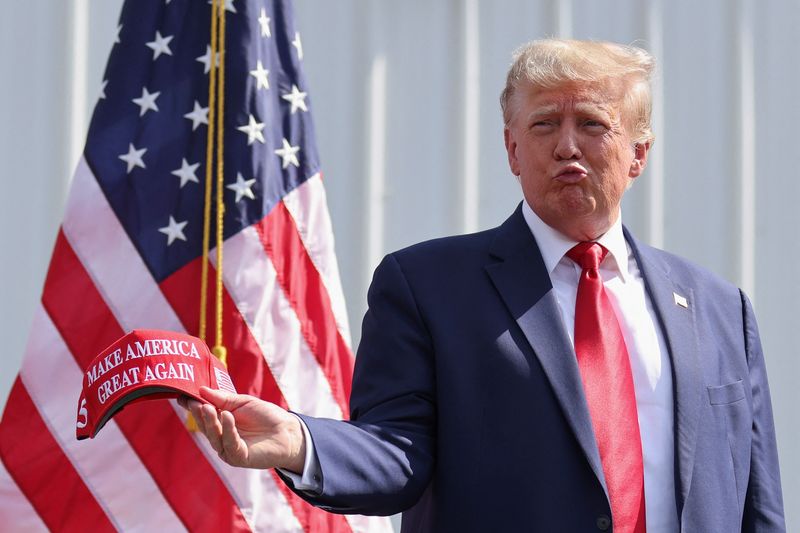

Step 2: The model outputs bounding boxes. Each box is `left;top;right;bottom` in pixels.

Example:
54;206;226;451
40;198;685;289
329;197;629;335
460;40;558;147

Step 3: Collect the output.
291;205;785;532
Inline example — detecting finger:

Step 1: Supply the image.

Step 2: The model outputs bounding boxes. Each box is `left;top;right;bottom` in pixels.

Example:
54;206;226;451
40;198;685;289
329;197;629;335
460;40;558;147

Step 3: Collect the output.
199;403;224;454
186;399;209;434
180;396;201;413
219;410;248;466
198;386;229;405
199;386;248;411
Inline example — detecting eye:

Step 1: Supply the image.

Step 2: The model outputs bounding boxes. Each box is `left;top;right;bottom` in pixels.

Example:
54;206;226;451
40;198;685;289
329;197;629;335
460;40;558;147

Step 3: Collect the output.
530;119;556;131
581;119;608;133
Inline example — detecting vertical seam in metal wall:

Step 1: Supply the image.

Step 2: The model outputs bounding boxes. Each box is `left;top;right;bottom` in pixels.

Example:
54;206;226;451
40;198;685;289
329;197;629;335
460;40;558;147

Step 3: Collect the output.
67;0;89;188
556;0;573;38
365;19;387;282
462;0;480;232
737;0;756;300
646;0;665;248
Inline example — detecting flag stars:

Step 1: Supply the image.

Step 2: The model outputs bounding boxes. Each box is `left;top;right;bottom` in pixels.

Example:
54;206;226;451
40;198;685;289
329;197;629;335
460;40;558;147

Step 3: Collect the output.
292;32;303;60
258;8;271;37
146;31;174;60
119;143;147;173
184;101;209;130
115;24;122;44
99;80;108;100
282;85;308;114
197;45;219;74
132;87;160;116
227;173;257;202
275;138;300;168
158;216;188;245
249;60;269;90
171;158;200;188
237;114;265;145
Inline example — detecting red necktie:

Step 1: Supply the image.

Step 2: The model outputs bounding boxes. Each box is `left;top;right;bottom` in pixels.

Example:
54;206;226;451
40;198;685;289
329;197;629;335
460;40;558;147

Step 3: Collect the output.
567;242;646;533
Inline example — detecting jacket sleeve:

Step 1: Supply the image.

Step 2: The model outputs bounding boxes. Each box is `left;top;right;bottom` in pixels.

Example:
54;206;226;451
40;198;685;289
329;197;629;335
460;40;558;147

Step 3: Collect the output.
740;291;786;532
281;253;436;516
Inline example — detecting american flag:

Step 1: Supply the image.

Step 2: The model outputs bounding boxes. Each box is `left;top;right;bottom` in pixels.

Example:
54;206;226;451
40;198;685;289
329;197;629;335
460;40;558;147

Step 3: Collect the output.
0;1;391;531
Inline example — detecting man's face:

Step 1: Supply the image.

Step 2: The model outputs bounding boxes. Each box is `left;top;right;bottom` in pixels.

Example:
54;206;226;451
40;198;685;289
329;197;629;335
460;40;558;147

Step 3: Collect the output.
504;81;649;241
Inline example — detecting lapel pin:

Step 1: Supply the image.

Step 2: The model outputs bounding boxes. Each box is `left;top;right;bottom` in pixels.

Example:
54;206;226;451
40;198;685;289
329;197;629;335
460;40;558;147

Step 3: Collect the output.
673;292;688;308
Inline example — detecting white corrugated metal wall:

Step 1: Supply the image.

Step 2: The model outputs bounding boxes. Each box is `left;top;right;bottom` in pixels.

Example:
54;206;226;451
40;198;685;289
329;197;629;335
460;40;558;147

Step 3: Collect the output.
0;1;796;530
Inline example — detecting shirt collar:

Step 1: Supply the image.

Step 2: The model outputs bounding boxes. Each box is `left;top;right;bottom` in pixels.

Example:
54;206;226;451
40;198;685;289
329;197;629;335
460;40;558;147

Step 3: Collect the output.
521;200;631;282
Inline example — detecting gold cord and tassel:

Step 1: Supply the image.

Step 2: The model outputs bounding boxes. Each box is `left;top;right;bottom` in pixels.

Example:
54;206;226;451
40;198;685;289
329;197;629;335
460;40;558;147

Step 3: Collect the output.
212;0;228;366
188;0;228;432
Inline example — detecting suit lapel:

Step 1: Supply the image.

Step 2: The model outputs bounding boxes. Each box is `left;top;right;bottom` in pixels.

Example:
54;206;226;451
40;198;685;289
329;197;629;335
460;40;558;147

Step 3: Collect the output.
625;230;702;516
485;207;607;494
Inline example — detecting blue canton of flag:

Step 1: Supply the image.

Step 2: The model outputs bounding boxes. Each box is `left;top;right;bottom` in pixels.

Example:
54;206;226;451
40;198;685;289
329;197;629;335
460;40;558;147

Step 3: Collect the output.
88;0;317;281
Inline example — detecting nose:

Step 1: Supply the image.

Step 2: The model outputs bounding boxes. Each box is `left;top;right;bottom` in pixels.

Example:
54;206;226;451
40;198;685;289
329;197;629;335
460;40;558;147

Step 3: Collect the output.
553;125;582;160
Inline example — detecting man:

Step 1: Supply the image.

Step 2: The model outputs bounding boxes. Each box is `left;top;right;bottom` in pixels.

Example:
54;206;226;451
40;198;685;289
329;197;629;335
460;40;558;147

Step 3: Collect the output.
184;39;785;531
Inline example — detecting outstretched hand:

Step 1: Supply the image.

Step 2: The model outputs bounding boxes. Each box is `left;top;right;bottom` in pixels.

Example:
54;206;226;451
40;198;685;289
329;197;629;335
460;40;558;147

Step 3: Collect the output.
179;387;306;474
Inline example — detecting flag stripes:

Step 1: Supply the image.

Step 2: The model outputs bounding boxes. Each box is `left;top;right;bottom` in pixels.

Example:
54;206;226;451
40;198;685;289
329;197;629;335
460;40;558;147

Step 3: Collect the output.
61;159;360;531
281;174;353;351
42;229;251;532
0;380;115;532
162;259;356;531
0;457;48;532
64;158;185;334
212;225;343;418
161;257;291;406
256;202;353;416
22;306;187;532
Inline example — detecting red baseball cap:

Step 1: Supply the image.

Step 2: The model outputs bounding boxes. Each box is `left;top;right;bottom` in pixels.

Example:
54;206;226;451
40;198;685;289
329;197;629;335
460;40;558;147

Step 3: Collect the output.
76;329;237;440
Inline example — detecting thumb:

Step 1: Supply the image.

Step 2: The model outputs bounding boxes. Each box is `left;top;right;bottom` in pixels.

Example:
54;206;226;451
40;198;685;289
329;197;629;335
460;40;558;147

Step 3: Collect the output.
199;386;244;410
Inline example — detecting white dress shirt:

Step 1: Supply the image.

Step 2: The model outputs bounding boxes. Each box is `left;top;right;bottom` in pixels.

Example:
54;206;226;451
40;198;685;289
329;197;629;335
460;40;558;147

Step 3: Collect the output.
522;201;678;532
286;203;679;531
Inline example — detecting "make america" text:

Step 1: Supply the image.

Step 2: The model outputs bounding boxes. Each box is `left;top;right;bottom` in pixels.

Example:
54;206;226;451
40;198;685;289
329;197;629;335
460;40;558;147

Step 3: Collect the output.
86;339;201;387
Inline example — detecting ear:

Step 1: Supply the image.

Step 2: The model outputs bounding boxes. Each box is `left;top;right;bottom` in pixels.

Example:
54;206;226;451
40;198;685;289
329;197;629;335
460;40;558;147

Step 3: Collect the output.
504;127;521;176
628;141;651;178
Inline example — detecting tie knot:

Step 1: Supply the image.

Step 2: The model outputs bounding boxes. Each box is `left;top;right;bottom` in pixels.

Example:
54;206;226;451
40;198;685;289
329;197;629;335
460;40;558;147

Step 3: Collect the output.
566;242;608;270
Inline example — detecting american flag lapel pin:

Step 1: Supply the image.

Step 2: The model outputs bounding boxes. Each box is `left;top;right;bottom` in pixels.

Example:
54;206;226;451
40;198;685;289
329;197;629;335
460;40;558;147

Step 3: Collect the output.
673;292;688;308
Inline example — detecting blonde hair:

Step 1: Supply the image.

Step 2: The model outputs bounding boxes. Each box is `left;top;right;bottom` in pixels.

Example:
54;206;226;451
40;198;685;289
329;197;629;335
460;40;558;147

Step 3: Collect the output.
500;39;655;144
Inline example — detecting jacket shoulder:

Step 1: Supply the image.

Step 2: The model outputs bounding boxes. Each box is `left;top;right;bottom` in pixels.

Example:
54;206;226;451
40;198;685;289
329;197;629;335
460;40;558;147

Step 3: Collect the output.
391;227;497;263
633;238;742;298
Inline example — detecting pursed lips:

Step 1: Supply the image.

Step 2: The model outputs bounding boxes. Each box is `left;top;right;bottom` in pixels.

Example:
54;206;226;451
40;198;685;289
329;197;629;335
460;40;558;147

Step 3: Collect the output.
553;164;588;183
